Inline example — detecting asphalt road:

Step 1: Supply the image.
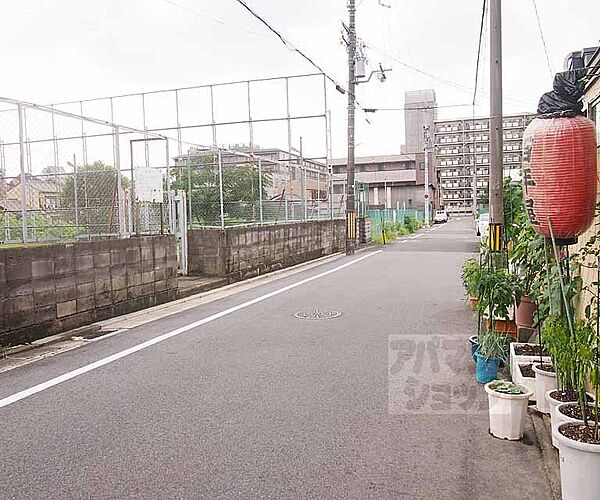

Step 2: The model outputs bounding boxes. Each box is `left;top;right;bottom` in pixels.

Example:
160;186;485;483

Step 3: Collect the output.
1;218;551;499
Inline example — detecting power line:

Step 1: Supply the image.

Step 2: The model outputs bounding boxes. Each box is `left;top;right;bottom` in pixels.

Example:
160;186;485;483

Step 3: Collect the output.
367;41;536;108
363;104;473;112
231;0;373;125
531;0;554;79
473;0;488;106
232;0;345;94
161;0;269;40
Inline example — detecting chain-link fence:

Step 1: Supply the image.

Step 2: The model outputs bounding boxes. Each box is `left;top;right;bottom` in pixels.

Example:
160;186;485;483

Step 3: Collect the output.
367;208;426;236
0;98;176;245
1;74;345;246
172;147;340;228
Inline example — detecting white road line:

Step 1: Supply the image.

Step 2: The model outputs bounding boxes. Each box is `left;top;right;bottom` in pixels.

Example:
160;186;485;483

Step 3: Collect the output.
0;251;382;409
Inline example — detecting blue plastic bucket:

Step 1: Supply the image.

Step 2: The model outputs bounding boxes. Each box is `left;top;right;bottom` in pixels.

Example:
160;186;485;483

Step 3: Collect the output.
475;352;500;384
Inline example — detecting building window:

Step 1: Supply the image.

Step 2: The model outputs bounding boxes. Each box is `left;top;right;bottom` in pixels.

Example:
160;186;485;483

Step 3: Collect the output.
419;162;425;170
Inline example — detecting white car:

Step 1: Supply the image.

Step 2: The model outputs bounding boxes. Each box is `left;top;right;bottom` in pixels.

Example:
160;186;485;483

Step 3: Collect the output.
433;210;449;224
477;213;490;239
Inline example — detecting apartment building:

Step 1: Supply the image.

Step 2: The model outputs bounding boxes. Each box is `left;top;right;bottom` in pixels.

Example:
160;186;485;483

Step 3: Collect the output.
434;113;536;214
174;146;328;202
330;153;434;211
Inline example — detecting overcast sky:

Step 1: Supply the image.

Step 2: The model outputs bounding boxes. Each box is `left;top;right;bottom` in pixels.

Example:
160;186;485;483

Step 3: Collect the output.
1;0;599;160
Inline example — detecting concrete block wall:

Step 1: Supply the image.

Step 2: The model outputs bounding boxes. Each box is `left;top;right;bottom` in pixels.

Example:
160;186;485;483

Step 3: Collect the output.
188;220;346;280
0;235;178;346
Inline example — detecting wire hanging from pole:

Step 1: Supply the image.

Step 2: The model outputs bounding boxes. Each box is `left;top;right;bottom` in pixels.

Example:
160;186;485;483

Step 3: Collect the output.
531;0;554;80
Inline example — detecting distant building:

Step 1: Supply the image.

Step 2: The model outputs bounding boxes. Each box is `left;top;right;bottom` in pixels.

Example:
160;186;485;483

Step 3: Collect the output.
433;113;536;215
330;153;435;211
404;90;437;154
174;146;328;202
4;168;65;211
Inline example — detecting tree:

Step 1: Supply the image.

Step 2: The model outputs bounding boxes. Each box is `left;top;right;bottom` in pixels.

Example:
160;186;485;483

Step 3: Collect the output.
61;161;128;235
170;156;271;226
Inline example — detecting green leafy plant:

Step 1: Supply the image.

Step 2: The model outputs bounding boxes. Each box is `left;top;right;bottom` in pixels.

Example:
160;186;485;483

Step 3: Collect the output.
488;379;526;394
477;331;510;362
0;344;10;358
475;266;520;320
461;258;482;298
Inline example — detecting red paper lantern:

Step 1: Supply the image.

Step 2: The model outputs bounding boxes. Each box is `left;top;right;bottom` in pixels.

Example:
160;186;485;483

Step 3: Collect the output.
522;116;598;245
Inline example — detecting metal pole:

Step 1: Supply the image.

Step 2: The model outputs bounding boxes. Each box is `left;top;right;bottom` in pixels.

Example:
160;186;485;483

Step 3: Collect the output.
113;126;126;237
300;137;306;221
73;153;79;235
129;140;136;235
17;104;28;244
423;126;430;227
489;0;504;225
217;149;225;228
247;81;254;154
186;153;192;225
317;171;321;220
285;78;292;217
346;0;357;255
165;139;174;234
258;158;264;224
210;86;217;147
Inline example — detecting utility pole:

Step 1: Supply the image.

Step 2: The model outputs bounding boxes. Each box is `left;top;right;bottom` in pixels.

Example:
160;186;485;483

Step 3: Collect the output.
345;0;357;255
423;126;430;227
489;0;504;228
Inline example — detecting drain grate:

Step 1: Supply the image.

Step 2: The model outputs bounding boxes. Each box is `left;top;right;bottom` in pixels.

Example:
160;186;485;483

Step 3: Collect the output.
293;310;342;320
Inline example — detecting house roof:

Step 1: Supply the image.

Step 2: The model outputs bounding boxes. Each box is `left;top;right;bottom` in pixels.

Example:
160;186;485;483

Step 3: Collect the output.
0;198;23;212
330;154;417;166
7;174;65;194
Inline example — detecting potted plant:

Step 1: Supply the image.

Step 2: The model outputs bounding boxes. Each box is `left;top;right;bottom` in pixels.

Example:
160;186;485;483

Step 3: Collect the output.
485;380;533;440
551;312;600;499
475;332;509;384
475;266;520;335
509;218;545;330
461;258;481;309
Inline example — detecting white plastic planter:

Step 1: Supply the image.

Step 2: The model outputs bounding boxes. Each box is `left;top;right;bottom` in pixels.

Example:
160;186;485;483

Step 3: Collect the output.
509;343;550;402
547;390;572;448
532;364;557;414
484;382;533;440
512;363;536;402
555;423;600;500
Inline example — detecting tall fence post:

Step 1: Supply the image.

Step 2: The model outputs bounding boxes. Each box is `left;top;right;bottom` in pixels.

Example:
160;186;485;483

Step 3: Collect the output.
165;139;174;235
113;126;126;238
17;104;28;244
258;158;264;224
218;149;225;229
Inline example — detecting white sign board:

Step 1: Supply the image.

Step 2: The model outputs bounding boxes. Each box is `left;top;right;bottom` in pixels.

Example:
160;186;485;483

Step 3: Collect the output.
134;166;164;203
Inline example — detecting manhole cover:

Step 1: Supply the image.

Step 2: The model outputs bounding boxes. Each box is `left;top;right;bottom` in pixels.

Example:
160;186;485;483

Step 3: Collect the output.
293;310;342;320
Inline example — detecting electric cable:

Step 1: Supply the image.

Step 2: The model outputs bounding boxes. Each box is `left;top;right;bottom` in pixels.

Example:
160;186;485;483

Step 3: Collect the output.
532;0;554;80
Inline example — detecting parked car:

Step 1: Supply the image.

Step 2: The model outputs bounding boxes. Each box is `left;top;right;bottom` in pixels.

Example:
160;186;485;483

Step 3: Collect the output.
433;210;449;224
477;213;490;239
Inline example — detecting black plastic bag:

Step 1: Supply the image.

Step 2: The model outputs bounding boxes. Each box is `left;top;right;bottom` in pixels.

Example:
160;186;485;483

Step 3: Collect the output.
537;69;587;118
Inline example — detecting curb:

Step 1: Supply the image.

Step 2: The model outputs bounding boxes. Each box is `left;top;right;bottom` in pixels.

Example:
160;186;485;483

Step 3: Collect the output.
529;409;561;500
4;325;102;357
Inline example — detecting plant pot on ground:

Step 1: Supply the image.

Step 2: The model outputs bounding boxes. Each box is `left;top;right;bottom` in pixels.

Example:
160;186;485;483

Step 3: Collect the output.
475;332;509;384
547;391;594;448
532;363;557;414
555;422;600;500
461;258;482;307
485;380;533;440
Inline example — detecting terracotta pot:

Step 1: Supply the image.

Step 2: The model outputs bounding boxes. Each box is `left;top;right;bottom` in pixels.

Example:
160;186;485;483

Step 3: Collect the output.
515;295;537;329
467;296;478;310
